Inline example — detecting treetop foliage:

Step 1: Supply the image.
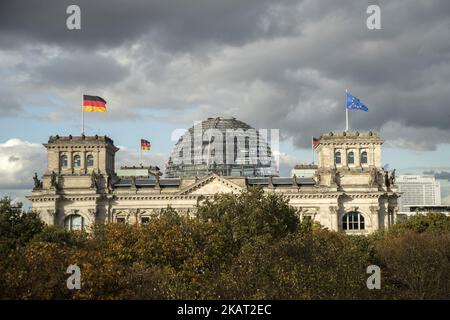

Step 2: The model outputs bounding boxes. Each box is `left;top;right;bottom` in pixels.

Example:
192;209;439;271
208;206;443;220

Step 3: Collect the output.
0;193;449;299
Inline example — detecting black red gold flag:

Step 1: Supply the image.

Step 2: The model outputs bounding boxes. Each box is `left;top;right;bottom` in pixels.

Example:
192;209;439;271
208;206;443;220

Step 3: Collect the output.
83;95;106;112
141;139;151;150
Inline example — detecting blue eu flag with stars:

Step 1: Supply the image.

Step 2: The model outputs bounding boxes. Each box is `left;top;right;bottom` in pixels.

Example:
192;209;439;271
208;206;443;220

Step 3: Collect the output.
346;92;368;112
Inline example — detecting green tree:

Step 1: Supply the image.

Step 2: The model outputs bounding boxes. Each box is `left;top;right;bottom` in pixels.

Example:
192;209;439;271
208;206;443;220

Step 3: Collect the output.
1;192;449;300
390;213;450;234
197;187;299;246
0;196;44;256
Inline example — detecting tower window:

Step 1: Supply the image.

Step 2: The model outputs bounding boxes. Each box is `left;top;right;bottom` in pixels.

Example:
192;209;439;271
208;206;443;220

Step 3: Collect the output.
335;152;341;164
361;151;368;164
347;151;354;164
342;212;365;230
60;155;68;168
64;214;84;231
73;155;81;168
86;154;94;167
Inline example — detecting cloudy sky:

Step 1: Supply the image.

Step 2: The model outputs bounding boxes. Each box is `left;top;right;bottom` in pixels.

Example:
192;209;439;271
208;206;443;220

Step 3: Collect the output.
0;0;449;205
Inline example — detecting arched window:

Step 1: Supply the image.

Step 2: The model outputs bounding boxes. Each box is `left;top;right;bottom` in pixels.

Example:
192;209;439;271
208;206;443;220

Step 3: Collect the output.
86;154;94;167
335;151;341;164
342;212;365;230
361;151;368;164
60;155;68;168
64;214;84;231
73;155;81;168
347;151;355;164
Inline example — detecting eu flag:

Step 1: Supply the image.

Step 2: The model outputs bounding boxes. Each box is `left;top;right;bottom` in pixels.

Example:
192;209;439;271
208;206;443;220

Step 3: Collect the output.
346;92;368;112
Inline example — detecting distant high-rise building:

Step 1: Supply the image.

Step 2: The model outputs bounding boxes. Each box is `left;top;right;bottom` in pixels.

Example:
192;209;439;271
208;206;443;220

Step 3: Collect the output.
397;175;441;214
438;179;450;205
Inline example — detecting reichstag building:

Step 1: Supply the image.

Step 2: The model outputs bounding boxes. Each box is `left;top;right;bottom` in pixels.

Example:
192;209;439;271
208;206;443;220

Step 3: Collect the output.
28;117;399;234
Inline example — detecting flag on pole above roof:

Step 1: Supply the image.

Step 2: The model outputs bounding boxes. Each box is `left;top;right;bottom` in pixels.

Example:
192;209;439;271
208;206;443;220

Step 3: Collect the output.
346;92;368;112
312;136;319;148
141;139;151;150
83;95;107;112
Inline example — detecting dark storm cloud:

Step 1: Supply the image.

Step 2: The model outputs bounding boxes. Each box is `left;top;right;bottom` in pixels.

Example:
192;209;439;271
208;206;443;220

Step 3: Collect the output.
195;0;450;151
0;92;23;118
0;0;300;50
23;53;129;87
0;0;449;151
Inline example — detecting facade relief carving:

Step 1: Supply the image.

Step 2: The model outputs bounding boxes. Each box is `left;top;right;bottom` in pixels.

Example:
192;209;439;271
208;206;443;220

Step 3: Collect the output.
369;206;379;215
88;208;98;219
329;206;338;215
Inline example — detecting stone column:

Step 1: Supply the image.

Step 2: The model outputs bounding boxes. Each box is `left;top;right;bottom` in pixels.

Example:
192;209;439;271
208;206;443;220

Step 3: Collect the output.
96;148;100;173
88;208;97;225
129;209;139;225
342;147;347;166
370;205;380;231
68;150;73;173
329;206;339;231
382;202;390;228
47;209;57;225
390;206;398;225
81;150;86;174
369;146;375;167
355;148;360;166
111;209;117;222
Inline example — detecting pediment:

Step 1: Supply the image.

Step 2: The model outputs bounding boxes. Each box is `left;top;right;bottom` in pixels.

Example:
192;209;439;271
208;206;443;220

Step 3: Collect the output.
177;174;244;195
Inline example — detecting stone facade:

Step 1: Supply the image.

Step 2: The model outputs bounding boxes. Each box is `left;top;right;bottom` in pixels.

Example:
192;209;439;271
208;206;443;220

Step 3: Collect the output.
28;131;399;235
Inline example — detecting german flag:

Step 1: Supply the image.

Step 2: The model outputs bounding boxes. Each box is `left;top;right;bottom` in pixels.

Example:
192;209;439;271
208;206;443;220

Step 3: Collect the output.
312;136;319;148
83;95;106;112
141;139;151;150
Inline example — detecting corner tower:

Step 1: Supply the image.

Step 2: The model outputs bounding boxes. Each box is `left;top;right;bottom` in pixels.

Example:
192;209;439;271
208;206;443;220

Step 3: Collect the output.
314;131;384;188
313;131;399;232
28;135;119;230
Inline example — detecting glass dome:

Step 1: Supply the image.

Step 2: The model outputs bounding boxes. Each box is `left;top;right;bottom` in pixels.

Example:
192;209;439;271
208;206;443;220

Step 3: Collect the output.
165;117;278;177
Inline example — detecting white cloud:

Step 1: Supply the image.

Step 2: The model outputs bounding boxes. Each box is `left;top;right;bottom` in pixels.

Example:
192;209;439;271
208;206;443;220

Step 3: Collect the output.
381;121;450;151
0;139;46;189
115;145;168;172
277;151;301;176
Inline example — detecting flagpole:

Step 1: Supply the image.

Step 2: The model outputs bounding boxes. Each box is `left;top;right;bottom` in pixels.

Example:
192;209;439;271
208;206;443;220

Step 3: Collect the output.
345;89;349;132
140;142;142;166
346;108;349;131
81;96;85;135
311;136;314;164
